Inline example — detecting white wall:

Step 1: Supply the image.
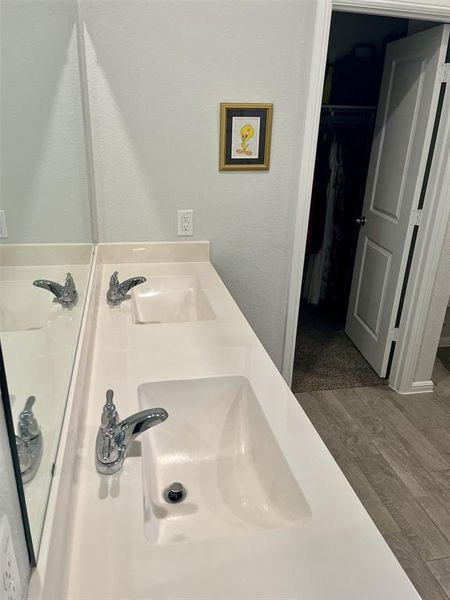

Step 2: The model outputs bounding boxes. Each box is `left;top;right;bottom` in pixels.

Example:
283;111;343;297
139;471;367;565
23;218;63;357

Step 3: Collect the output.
0;0;91;244
80;0;318;368
0;394;30;597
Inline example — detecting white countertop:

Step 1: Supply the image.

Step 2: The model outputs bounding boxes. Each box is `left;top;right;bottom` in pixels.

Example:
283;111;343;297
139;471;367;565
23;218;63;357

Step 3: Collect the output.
58;244;419;599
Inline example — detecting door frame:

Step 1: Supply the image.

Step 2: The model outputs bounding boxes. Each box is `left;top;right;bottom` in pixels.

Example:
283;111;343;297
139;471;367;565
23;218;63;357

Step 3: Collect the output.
389;84;450;393
334;0;450;21
282;0;450;392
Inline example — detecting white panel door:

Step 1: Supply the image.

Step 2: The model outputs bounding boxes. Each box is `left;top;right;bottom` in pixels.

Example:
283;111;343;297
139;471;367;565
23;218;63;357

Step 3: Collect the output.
345;25;449;377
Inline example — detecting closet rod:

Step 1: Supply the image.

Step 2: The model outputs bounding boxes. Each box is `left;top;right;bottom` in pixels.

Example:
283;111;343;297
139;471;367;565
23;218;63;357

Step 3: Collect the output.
322;104;377;111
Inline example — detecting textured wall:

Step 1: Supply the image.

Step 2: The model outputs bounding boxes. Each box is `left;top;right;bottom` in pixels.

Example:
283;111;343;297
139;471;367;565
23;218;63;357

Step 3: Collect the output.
80;0;318;368
0;0;91;244
0;393;30;598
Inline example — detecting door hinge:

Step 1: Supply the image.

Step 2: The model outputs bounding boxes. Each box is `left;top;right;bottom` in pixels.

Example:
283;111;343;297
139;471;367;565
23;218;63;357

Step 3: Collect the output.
440;63;450;83
410;208;423;227
391;327;400;342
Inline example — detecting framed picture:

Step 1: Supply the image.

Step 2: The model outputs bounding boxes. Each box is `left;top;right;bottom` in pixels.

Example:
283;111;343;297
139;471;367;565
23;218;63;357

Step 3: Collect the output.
219;103;273;171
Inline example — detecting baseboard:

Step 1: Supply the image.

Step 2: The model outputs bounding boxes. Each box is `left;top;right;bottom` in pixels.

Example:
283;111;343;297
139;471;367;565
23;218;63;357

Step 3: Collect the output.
390;380;434;394
438;336;450;348
411;380;435;393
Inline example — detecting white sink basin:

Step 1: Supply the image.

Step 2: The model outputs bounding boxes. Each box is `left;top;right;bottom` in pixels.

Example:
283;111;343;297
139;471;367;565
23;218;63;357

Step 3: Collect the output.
0;281;61;332
131;276;215;324
138;376;311;545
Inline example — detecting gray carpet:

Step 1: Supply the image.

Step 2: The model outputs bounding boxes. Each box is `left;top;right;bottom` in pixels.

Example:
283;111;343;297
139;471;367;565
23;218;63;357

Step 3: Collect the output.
292;304;384;393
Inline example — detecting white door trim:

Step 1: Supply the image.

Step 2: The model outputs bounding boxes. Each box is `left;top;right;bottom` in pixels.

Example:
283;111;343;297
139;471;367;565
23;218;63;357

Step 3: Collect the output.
333;0;450;21
282;0;450;390
389;82;450;393
281;0;332;382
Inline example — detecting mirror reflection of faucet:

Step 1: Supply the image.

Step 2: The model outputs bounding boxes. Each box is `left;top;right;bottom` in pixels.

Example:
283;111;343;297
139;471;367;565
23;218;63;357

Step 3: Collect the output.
95;389;168;475
33;272;78;308
106;271;146;306
15;396;42;484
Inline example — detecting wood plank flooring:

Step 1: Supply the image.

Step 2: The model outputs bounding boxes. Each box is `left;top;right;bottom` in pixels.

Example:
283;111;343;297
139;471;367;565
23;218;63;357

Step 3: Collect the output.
295;356;450;600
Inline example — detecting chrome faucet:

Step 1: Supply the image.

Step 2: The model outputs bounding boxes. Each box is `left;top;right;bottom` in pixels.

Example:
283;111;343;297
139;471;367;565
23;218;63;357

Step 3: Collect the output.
106;271;146;306
95;389;168;475
33;272;78;308
15;396;43;483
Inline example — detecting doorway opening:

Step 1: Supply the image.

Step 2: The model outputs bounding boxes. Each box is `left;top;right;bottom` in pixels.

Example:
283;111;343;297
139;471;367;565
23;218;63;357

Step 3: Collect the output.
292;12;445;394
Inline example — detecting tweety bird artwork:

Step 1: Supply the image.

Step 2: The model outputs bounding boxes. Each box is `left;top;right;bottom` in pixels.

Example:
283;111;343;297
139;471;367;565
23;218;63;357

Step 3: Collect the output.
219;103;272;171
235;124;255;156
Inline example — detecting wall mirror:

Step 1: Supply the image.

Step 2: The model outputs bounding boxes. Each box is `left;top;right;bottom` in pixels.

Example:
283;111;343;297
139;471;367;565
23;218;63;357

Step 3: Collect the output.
0;0;93;562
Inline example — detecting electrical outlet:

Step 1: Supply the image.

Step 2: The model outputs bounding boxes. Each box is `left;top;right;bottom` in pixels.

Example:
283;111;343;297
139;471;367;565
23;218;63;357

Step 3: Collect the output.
0;516;22;600
0;211;8;239
177;209;194;236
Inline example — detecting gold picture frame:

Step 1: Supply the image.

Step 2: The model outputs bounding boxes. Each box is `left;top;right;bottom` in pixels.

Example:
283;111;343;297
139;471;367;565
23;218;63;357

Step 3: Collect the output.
219;103;273;171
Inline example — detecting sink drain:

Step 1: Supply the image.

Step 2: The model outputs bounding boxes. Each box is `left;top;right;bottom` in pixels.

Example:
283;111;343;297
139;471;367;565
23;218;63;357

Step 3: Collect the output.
164;482;186;504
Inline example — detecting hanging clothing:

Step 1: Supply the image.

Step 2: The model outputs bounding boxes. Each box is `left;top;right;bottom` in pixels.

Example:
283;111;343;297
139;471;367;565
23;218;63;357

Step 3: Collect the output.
302;108;375;316
302;139;338;305
319;139;339;301
326;115;374;317
305;125;333;255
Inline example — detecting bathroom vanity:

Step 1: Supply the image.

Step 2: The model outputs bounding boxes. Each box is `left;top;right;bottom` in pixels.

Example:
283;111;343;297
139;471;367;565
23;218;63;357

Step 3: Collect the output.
28;242;419;599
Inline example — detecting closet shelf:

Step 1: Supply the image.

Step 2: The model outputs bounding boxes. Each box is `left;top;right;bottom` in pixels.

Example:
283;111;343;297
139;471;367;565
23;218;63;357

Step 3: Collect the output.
322;104;377;111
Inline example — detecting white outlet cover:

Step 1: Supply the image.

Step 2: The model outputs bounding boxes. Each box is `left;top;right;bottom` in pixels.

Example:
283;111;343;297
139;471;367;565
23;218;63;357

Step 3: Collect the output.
0;516;22;600
177;209;194;236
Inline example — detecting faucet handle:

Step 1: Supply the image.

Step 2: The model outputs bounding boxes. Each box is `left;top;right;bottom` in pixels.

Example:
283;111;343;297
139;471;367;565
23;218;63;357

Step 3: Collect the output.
18;396;39;441
101;389;119;430
64;273;75;290
23;395;36;413
109;271;119;290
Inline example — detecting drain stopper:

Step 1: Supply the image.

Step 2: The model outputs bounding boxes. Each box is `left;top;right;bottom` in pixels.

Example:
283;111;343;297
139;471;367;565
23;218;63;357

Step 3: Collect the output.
166;482;185;503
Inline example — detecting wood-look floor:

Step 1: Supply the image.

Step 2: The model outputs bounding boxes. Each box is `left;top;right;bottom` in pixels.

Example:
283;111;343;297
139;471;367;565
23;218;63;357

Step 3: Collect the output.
295;356;450;600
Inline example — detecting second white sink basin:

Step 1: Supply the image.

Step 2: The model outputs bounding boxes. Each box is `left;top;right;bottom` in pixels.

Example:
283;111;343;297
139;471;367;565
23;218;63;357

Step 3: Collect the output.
0;281;61;332
131;276;215;324
138;376;311;545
